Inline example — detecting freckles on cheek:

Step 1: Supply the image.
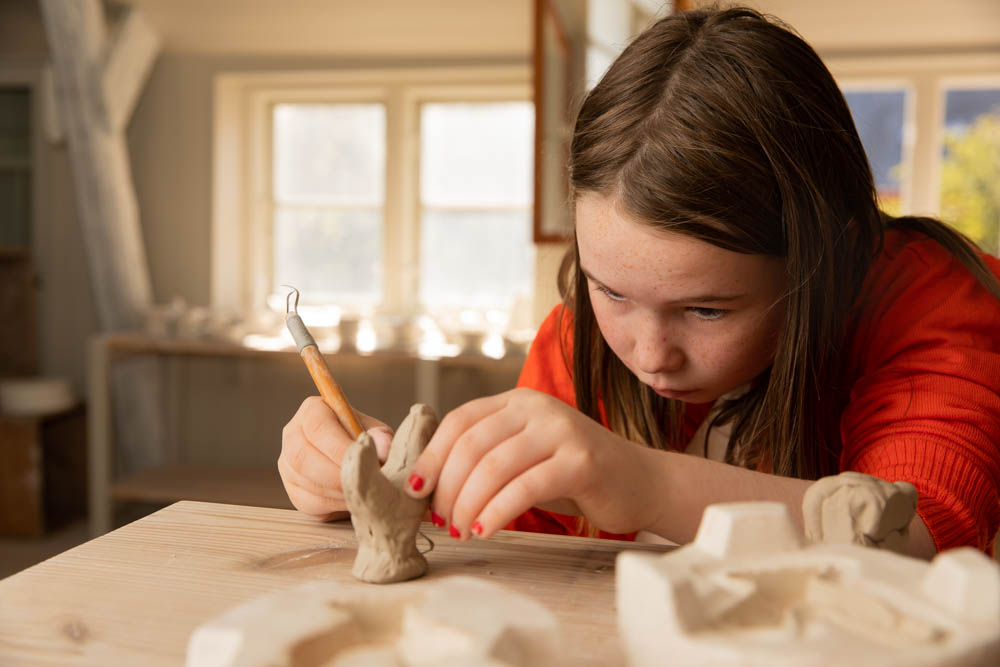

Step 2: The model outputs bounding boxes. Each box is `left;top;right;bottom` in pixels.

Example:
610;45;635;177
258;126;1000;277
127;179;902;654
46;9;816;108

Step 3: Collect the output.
592;306;625;351
697;347;725;374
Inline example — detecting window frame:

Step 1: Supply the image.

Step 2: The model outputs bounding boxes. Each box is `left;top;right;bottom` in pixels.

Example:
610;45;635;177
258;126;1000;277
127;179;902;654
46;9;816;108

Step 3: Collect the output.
212;65;532;321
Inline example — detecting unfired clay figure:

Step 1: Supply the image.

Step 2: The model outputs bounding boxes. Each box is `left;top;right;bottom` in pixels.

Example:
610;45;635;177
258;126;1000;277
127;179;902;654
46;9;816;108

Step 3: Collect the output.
185;576;561;667
617;502;1000;667
803;470;918;552
341;403;438;584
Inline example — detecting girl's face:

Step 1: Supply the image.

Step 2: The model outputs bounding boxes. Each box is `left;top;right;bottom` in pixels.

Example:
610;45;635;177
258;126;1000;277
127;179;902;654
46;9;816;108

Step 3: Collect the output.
575;193;787;404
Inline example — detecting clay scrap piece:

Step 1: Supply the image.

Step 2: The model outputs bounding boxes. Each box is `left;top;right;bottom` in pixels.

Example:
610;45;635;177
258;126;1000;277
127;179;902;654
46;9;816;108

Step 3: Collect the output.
802;471;918;552
185;576;561;667
617;502;1000;667
341;403;438;584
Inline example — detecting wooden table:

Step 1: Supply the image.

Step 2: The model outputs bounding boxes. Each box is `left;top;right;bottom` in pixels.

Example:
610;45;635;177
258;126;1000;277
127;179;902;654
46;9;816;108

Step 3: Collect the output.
0;501;672;666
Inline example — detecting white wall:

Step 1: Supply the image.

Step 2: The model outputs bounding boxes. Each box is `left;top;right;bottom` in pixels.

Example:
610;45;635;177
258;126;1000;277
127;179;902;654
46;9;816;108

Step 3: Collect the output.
717;0;1000;54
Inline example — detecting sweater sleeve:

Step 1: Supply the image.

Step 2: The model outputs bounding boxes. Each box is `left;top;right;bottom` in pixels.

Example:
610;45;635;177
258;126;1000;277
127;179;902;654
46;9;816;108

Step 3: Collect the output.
514;305;577;407
841;236;1000;554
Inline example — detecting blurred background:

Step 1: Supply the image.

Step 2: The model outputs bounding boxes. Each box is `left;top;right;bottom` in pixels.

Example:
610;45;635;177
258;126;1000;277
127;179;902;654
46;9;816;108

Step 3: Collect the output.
1;0;998;574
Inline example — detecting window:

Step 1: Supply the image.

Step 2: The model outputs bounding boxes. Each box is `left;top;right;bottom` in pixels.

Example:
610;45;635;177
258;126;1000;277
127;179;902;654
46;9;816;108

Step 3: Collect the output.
831;55;1000;252
271;103;386;310
418;102;535;313
843;87;910;216
213;67;534;336
0;88;31;247
940;85;1000;253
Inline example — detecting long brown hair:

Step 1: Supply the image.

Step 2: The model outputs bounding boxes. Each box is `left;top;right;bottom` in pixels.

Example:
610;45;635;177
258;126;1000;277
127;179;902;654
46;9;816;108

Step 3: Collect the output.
562;6;1000;480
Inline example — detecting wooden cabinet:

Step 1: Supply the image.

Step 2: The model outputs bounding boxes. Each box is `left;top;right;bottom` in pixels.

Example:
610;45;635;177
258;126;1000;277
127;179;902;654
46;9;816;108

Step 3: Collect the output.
0;249;38;377
0;407;86;537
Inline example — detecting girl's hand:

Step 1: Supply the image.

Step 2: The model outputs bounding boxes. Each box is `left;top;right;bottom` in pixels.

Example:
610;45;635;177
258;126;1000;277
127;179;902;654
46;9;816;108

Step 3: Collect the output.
404;388;660;539
278;396;394;520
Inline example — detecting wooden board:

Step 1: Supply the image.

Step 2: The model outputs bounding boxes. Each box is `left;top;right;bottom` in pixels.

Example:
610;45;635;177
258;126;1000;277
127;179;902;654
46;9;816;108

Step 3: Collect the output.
0;501;672;666
110;465;294;510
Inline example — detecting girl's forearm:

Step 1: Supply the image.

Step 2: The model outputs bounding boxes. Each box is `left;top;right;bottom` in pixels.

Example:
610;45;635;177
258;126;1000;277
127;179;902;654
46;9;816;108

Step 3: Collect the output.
640;448;937;559
641;449;810;542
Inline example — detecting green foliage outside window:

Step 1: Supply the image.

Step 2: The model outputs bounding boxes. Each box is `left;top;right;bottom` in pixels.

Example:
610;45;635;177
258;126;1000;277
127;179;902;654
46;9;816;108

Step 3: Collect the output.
940;109;1000;254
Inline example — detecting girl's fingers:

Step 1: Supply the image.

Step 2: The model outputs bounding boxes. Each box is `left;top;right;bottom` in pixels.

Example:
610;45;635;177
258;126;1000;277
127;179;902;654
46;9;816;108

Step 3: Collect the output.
277;447;343;501
432;411;532;528
280;473;345;518
366;426;394;462
296;396;354;464
466;456;575;539
279;422;344;489
357;411;395;460
406;393;509;498
357;411;392;434
447;429;552;538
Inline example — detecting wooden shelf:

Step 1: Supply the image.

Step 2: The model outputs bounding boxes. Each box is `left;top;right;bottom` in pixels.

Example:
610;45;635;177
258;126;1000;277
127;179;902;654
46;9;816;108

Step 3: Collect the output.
100;333;526;368
110;465;294;510
89;334;527;535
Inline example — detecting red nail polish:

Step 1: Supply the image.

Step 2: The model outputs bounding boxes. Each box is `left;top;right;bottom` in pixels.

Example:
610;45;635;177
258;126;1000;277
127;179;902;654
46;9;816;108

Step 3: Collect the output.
408;473;424;492
471;521;483;536
449;524;460;538
431;511;446;527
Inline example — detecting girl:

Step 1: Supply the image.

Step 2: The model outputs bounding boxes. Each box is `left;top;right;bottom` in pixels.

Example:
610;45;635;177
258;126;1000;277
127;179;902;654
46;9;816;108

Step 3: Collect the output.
279;7;1000;558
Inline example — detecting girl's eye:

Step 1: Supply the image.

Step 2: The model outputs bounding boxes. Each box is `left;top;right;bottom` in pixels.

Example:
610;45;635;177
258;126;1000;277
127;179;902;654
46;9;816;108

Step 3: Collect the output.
688;307;727;320
595;284;627;302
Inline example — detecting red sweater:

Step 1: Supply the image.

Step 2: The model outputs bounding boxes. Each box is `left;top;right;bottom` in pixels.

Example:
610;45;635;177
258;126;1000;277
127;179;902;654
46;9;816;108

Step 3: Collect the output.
508;230;1000;553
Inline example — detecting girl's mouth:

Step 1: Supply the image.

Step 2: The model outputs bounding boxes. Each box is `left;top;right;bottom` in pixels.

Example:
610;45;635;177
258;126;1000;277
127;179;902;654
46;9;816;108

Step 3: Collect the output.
652;386;695;399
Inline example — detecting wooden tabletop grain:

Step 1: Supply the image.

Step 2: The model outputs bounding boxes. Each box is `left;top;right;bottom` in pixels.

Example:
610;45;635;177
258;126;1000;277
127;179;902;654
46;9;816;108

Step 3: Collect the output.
0;501;672;666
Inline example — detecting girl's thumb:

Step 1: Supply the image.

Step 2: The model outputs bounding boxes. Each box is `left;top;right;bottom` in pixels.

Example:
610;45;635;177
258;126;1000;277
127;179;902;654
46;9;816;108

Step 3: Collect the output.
368;427;394;463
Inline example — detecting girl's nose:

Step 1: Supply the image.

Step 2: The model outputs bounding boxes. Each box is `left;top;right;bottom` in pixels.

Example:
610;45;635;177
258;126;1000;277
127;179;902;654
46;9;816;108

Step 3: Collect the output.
634;322;685;375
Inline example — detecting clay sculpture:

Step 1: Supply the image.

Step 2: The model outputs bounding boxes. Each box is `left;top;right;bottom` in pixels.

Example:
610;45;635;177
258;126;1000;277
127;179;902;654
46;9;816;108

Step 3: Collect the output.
803;470;918;552
341;403;438;584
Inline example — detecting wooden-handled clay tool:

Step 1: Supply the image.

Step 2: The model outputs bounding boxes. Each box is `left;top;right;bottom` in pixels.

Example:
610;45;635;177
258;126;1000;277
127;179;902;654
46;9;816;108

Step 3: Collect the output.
284;287;364;439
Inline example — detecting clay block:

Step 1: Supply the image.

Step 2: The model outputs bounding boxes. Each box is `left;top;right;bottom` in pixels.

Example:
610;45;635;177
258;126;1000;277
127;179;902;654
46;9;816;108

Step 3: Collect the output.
187;587;364;667
185;576;560;667
617;502;1000;667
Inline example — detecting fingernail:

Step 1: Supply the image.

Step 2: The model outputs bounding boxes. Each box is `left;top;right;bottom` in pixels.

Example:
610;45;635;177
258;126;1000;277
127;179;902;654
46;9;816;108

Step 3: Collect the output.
408;473;424;492
449;524;460;538
431;511;446;527
471;521;483;536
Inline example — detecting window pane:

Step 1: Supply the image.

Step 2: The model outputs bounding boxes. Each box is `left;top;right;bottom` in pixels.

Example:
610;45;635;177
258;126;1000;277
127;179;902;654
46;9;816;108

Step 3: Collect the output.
0;88;31;246
843;89;908;216
273;103;385;204
273;206;382;306
940;87;1000;253
0;88;30;159
420;102;534;206
419;101;535;312
419;209;534;310
0;170;30;247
